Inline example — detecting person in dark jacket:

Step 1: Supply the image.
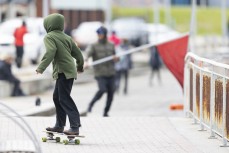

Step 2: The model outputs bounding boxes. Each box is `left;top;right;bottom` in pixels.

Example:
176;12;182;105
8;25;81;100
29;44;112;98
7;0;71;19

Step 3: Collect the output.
14;20;28;68
36;14;84;135
85;26;117;117
149;46;162;86
0;54;25;96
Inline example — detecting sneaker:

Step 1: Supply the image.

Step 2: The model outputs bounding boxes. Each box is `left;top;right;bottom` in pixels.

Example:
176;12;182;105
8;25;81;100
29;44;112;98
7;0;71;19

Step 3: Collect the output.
103;113;109;117
87;106;92;113
46;126;64;133
80;111;87;117
63;128;79;135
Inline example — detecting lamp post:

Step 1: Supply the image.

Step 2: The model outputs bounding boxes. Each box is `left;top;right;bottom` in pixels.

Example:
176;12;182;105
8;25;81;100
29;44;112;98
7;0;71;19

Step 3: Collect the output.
8;0;15;18
153;0;159;25
165;0;171;26
153;0;160;44
188;0;197;53
221;0;227;38
0;3;2;22
42;0;49;17
105;0;112;25
28;0;35;17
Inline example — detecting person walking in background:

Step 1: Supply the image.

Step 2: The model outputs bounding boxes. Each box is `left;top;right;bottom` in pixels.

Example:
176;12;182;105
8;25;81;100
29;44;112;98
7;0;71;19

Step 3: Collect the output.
14;20;28;68
109;30;121;47
115;38;133;95
149;46;162;86
64;21;71;36
36;13;84;135
0;54;25;96
85;26;117;117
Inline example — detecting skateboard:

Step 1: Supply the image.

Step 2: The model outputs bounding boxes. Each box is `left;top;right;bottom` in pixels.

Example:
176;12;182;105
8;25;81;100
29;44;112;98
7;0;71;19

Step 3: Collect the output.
42;131;85;145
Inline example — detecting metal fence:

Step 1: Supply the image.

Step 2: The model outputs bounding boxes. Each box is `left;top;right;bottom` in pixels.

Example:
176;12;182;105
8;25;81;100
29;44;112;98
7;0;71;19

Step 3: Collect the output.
184;52;229;146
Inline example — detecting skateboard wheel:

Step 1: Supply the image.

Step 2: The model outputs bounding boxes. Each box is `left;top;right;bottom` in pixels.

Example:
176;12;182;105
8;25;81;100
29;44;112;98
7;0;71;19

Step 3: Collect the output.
63;140;69;145
42;137;47;142
75;139;80;145
56;137;61;142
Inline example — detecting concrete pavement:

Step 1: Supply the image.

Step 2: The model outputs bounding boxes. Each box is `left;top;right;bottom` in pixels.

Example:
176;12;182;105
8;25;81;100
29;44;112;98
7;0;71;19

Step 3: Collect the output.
1;116;229;153
0;67;229;153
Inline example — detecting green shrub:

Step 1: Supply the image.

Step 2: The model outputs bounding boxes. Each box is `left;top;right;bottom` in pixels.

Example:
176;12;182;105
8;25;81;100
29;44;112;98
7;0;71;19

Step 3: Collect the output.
112;6;228;35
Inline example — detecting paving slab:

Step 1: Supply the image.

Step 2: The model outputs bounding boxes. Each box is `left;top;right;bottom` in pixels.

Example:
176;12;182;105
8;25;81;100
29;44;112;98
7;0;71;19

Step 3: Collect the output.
1;67;228;153
0;117;229;153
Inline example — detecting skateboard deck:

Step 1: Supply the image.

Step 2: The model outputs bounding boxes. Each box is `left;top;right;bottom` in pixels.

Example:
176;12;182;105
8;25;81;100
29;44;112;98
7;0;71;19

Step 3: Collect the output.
42;131;85;145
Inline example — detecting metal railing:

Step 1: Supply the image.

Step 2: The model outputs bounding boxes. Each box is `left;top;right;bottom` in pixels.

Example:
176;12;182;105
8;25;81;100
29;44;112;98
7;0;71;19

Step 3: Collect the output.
184;52;229;146
0;102;42;153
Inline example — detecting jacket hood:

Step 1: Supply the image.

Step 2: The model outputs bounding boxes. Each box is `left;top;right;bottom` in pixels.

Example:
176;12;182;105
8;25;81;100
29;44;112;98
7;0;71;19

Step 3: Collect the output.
44;13;64;33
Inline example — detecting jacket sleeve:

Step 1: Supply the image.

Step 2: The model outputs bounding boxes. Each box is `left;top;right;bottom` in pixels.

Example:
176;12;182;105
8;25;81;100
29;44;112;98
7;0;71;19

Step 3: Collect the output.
36;35;57;73
71;39;84;72
85;44;94;61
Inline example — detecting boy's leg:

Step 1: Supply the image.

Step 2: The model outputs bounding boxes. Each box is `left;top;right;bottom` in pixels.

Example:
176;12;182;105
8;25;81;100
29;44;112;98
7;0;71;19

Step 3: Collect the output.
104;76;115;116
11;79;20;96
149;69;154;86
115;71;121;93
52;78;66;129
20;46;24;67
123;70;128;94
16;46;23;68
87;77;106;112
157;69;161;84
57;74;81;130
15;47;20;68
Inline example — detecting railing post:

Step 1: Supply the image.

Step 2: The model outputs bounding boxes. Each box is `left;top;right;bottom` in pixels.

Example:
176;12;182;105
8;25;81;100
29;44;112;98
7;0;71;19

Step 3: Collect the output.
184;63;190;117
209;68;216;139
220;68;228;147
199;69;205;131
193;64;198;124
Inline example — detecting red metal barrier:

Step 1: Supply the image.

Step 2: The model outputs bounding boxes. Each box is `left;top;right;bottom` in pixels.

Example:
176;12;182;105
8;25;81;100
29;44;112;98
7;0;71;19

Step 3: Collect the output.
215;80;223;130
203;75;210;123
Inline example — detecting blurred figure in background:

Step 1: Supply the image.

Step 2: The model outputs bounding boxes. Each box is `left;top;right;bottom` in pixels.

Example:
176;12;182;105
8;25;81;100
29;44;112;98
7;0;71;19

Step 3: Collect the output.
64;21;71;36
14;20;28;68
85;26;117;117
115;38;133;95
149;46;162;86
109;30;121;47
0;54;25;96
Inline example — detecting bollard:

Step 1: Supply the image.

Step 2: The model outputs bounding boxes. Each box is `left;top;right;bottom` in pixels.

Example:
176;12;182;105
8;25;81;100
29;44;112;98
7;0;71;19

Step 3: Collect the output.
35;97;41;106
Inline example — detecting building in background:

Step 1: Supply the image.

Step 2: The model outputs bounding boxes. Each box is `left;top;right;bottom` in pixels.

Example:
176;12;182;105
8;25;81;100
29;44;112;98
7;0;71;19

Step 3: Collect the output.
171;0;229;6
0;0;35;22
113;0;229;7
1;0;228;26
0;0;110;31
171;0;191;5
49;0;109;31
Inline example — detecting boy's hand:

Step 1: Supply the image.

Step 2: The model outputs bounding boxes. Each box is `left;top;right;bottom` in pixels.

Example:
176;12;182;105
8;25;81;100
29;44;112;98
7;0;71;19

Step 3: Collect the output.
36;70;41;74
113;55;119;62
77;69;84;73
84;62;89;69
77;66;84;73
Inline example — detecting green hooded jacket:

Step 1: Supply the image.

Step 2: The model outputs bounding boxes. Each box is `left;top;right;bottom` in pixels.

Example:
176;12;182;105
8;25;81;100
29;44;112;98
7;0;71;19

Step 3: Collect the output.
36;13;84;80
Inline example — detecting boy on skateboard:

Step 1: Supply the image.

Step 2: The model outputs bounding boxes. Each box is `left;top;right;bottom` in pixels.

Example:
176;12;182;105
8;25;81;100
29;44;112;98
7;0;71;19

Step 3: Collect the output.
36;13;84;135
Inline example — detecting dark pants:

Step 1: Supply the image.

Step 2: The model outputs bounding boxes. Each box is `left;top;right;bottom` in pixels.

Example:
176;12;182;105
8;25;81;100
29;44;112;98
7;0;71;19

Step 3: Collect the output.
15;46;24;68
11;79;24;96
115;70;129;94
88;76;115;115
53;73;80;128
149;68;161;86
